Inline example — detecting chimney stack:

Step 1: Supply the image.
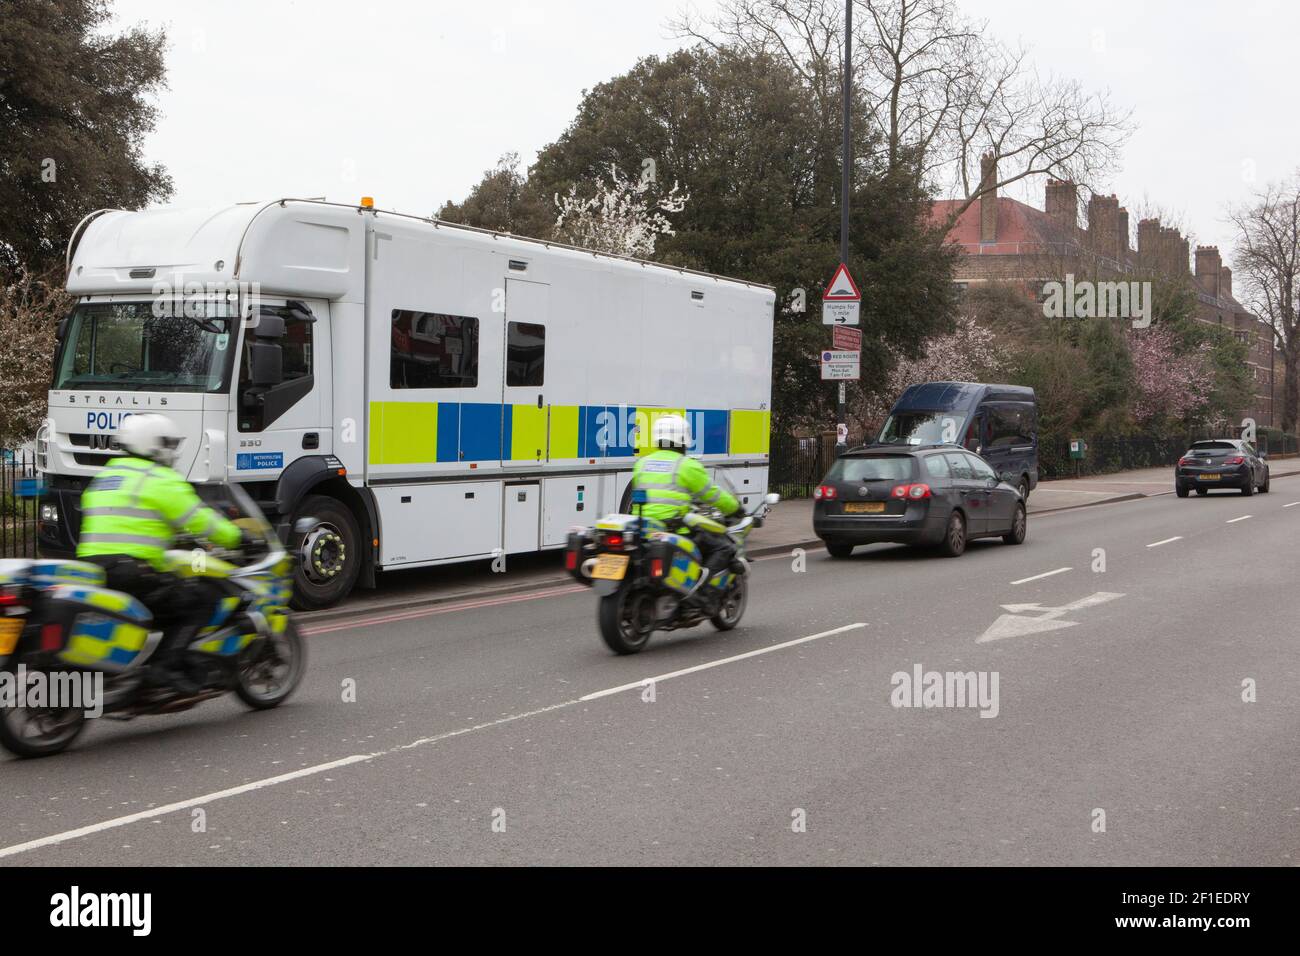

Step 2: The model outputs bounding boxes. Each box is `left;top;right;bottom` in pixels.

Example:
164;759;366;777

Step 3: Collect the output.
1118;207;1130;258
979;153;998;243
1195;246;1223;297
1220;266;1233;299
1045;179;1078;234
1087;194;1122;262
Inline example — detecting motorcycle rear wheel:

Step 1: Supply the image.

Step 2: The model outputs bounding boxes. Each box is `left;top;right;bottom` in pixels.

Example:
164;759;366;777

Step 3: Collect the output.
0;670;88;758
234;619;306;710
598;584;655;655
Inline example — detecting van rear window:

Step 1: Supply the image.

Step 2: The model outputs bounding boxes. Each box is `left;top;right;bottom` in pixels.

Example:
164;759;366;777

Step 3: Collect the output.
828;456;914;482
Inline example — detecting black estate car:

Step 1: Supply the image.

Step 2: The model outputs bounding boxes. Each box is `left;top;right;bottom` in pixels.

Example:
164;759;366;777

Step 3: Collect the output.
1175;439;1269;497
812;445;1027;558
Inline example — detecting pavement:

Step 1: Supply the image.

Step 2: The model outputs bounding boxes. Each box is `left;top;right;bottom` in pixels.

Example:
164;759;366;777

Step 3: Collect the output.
3;470;1300;865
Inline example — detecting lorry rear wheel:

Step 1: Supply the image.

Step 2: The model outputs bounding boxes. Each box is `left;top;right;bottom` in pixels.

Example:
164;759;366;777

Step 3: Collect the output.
290;495;361;611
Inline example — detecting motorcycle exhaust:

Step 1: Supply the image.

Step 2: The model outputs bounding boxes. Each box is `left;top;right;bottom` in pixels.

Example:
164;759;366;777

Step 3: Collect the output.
580;557;599;578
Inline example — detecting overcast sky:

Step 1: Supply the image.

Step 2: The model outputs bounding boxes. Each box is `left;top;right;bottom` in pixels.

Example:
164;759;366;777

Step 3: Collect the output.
110;0;1298;260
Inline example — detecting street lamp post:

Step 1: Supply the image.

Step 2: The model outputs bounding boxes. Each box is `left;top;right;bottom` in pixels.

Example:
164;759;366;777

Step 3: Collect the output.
835;0;852;457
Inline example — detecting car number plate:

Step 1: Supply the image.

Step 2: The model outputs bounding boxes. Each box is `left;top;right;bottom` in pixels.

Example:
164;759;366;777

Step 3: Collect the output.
0;618;23;656
592;553;630;580
1200;473;1220;481
844;502;885;514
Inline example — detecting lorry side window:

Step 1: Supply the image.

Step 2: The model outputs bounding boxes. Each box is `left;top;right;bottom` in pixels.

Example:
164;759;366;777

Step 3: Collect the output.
506;322;545;387
390;310;479;389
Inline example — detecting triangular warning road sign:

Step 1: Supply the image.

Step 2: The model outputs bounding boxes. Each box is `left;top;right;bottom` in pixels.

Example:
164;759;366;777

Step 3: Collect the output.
823;263;861;300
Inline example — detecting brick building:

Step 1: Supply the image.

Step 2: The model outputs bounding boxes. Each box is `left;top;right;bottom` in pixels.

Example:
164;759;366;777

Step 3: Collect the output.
932;156;1277;426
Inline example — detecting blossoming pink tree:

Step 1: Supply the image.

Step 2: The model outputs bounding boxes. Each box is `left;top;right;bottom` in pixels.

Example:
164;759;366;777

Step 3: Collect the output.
1128;324;1213;426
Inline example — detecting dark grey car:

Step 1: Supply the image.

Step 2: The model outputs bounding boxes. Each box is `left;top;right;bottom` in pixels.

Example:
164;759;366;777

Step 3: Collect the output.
812;446;1027;558
1175;439;1269;497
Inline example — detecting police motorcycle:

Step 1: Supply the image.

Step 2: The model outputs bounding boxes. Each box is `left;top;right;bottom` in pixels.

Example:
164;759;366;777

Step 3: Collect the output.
0;483;307;758
565;477;780;654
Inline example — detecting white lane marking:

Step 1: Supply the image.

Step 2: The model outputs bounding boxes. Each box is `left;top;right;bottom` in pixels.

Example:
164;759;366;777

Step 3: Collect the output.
0;754;373;860
1146;536;1183;548
1285;502;1300;508
0;622;867;860
1226;515;1252;523
1011;567;1072;585
579;622;868;701
978;592;1125;643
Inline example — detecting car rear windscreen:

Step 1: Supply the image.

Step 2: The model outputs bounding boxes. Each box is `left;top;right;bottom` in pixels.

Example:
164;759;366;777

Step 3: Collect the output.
1190;442;1235;453
828;456;915;482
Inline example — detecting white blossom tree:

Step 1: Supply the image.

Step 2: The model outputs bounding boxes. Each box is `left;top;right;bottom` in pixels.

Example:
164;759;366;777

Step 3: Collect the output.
1;270;69;447
852;312;1001;436
553;165;689;258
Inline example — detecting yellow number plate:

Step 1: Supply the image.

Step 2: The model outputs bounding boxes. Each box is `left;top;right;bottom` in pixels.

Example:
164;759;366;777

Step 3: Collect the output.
1200;474;1220;481
592;553;630;580
0;617;23;656
844;502;885;514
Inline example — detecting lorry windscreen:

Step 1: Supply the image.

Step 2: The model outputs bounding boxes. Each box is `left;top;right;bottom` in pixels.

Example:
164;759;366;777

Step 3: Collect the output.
877;410;964;446
53;301;236;393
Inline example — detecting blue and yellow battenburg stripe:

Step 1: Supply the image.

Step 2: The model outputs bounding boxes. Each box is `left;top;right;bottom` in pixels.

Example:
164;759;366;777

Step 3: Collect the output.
53;585;153;669
368;402;769;466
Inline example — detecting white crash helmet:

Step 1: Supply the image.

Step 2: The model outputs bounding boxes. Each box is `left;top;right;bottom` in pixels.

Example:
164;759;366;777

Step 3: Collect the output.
651;414;691;451
117;413;184;467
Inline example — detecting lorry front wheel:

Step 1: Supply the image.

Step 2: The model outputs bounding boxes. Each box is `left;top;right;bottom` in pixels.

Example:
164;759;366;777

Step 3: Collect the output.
290;495;361;611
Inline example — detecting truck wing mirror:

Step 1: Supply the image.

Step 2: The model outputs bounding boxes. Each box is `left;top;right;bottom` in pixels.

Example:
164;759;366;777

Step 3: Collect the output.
247;340;283;387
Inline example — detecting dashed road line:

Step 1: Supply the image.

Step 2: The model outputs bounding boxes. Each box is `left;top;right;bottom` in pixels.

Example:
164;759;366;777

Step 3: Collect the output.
1011;567;1072;585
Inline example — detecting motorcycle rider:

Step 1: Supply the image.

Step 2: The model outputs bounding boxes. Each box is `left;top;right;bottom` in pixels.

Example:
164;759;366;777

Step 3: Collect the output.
630;414;741;591
76;413;246;692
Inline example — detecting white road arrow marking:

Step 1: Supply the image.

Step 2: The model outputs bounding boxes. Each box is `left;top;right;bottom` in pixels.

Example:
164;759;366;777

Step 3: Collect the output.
977;591;1125;643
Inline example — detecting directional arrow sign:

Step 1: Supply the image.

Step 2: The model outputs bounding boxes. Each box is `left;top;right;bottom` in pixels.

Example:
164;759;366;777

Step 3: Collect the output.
976;591;1125;643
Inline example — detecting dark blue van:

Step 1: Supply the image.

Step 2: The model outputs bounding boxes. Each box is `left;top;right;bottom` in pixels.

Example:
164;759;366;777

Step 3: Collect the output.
876;382;1039;499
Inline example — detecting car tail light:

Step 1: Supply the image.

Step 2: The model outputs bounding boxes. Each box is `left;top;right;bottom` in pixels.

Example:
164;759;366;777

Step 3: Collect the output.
814;485;837;500
891;483;932;500
650;558;664;578
1178;457;1190;466
1225;456;1244;465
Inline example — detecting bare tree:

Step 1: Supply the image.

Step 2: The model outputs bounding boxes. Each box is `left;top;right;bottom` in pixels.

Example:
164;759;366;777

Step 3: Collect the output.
1230;177;1300;433
672;0;1133;231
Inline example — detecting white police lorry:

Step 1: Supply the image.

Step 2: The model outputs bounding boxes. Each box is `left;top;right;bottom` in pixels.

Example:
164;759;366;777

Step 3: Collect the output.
36;199;775;608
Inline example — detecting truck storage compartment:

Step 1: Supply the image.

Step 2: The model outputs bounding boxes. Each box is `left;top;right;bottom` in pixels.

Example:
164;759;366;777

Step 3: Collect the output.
373;482;503;565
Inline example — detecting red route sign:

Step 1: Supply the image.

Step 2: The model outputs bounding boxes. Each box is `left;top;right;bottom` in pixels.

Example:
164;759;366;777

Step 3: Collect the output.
832;325;862;350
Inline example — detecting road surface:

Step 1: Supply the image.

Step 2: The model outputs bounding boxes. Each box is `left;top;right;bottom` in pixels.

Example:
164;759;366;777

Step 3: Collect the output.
3;479;1298;866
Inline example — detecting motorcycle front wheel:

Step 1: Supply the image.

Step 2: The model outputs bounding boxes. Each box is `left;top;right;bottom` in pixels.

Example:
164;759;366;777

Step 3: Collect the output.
710;574;749;631
0;669;88;758
598;583;656;655
234;619;307;710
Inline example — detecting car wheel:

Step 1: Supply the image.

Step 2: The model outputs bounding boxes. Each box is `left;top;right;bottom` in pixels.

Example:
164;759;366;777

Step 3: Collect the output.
1017;477;1030;502
1176;485;1189;498
1002;503;1027;545
1261;470;1270;493
1241;480;1253;497
939;511;966;557
825;540;856;559
1195;488;1208;496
